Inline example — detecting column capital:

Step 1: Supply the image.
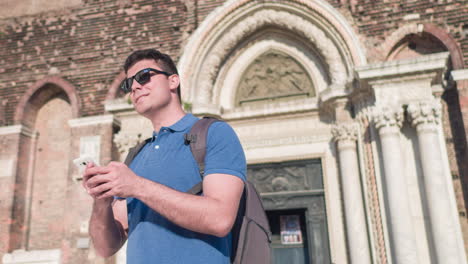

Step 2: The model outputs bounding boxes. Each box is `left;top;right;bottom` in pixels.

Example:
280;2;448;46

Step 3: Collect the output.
332;123;358;143
113;132;142;154
372;105;404;130
407;100;441;128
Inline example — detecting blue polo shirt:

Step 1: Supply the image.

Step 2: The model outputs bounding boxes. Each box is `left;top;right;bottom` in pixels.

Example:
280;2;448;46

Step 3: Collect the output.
126;114;246;264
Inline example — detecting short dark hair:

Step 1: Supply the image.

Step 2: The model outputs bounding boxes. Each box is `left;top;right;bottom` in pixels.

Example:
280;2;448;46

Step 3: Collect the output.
123;49;181;103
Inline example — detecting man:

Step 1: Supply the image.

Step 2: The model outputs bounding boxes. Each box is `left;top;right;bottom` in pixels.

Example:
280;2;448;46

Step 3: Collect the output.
82;49;246;263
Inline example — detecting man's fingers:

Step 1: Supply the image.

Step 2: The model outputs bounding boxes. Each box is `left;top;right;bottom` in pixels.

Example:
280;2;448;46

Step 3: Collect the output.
96;190;114;200
89;182;113;197
86;175;111;189
83;166;112;178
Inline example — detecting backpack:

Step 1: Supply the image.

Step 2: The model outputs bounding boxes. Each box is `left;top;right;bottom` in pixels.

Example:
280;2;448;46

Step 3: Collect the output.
184;117;272;264
124;117;272;263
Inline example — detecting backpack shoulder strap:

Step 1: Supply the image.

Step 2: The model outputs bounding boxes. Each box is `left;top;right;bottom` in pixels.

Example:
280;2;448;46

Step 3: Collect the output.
185;117;220;194
124;137;152;166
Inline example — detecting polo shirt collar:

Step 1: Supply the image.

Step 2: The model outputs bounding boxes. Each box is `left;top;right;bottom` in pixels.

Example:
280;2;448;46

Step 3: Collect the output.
167;113;198;132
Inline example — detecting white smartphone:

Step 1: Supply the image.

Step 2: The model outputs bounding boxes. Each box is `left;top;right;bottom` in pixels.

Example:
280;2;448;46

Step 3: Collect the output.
73;155;98;174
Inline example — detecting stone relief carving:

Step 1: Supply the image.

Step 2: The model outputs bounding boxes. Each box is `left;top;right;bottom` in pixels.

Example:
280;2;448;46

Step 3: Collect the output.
331;123;358;142
407;100;441;127
262;195;293;208
195;9;347;105
271;177;291;192
237;51;314;104
248;161;322;193
113;132;142;154
372;105;404;130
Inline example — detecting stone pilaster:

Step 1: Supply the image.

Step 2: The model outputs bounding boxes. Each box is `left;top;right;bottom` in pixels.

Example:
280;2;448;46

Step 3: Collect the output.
408;100;467;264
373;106;419;264
332;123;371;264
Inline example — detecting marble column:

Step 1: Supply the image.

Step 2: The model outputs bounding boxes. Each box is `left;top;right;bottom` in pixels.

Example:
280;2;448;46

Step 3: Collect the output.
373;106;419;264
332;123;371;264
408;100;465;264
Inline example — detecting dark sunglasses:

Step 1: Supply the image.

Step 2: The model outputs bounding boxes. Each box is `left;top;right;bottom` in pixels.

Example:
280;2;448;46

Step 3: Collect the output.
120;68;172;93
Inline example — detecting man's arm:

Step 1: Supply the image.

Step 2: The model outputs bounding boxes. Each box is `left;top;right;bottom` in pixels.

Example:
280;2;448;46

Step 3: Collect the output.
83;165;128;257
136;172;244;237
86;162;244;237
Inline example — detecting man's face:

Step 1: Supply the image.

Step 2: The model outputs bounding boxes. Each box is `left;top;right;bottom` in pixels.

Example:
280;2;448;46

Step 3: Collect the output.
127;59;177;116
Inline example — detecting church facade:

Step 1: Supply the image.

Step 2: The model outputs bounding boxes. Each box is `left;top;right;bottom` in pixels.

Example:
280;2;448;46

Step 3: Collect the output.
0;0;467;263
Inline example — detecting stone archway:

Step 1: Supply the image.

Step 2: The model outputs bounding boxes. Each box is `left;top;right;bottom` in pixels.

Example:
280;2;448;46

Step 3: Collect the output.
14;76;80;126
178;0;366;116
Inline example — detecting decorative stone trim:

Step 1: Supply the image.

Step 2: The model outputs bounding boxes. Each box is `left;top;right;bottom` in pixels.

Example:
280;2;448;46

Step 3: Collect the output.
372;106;404;130
0;125;22;135
242;134;330;150
361;118;388;264
200;9;345;102
2;249;61;264
221;97;319;120
356;52;450;81
451;69;468;81
68;114;120;128
0;124;35;137
407;100;441;127
331;123;358;142
104;98;133;113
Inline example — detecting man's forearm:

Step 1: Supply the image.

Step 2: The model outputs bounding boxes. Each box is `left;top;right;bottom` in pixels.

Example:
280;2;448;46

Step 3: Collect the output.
132;175;242;237
89;201;126;257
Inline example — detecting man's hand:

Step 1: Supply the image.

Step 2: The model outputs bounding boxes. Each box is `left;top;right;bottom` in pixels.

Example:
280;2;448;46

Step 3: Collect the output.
83;162;130;258
83;162;140;200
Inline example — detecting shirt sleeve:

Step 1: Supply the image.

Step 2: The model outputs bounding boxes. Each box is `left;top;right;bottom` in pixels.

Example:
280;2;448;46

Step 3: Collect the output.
203;121;247;182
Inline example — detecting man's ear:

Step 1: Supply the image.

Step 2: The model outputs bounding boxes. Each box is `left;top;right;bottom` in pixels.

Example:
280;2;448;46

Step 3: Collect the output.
168;74;180;91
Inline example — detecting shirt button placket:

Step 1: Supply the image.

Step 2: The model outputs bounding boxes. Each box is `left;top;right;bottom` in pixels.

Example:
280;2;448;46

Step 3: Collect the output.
155;128;167;150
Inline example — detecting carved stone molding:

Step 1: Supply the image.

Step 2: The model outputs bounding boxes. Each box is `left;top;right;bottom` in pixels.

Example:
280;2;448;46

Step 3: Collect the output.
372;106;404;130
242;134;330;150
3;249;61;264
68;114;120;128
113;132;142;154
190;8;347;106
407;100;441;128
0;124;35;138
331;123;358;142
248;160;322;194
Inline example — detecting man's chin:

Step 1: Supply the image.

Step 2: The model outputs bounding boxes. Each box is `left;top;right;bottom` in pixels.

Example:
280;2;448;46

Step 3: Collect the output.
134;105;148;115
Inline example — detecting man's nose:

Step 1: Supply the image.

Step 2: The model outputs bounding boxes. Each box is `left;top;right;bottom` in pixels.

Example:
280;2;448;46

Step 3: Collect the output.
131;80;143;92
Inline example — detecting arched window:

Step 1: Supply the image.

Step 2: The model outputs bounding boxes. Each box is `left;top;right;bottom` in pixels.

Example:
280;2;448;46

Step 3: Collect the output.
28;92;72;249
387;32;447;61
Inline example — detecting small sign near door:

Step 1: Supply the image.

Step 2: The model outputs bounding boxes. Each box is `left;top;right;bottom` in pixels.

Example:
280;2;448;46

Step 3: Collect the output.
280;215;303;244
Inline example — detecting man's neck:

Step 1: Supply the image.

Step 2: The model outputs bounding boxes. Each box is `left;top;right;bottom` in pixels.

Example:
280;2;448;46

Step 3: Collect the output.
147;106;186;132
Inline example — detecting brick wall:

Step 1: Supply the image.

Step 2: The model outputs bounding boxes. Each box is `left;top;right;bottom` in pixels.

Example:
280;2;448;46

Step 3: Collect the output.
0;0;190;125
346;0;467;65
